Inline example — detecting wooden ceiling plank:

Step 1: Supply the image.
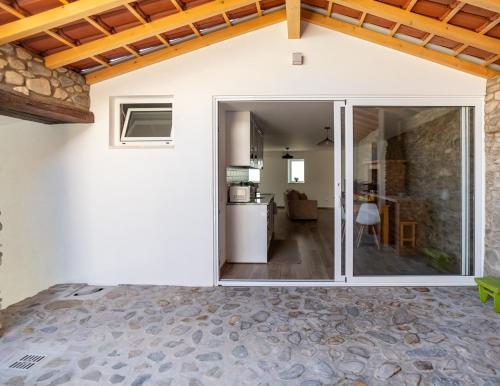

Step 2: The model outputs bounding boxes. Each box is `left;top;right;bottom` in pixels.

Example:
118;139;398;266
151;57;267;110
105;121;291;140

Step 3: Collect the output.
0;2;24;19
222;12;232;27
169;0;184;12
86;9;286;84
442;2;465;23
45;0;259;68
326;0;334;17
332;0;500;55
405;0;418;12
0;0;135;45
190;23;202;37
302;10;499;78
463;0;500;14
390;22;401;36
358;12;367;26
485;53;499;65
256;1;263;16
286;0;301;39
478;16;499;34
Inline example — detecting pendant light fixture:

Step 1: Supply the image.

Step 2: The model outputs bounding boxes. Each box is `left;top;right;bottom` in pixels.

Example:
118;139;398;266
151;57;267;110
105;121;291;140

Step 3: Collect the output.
317;126;334;146
281;147;294;159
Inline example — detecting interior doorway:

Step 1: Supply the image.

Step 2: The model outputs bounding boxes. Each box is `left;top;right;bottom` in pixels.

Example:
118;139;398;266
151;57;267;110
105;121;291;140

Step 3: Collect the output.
216;100;343;282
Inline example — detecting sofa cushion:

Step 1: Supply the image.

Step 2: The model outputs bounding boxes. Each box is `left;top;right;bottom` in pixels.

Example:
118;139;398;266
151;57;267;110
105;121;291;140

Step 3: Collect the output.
299;193;308;200
287;190;300;201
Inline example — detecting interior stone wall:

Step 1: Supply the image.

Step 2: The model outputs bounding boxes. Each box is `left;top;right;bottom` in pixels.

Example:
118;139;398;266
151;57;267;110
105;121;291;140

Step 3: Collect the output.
0;44;90;110
402;109;463;265
485;76;500;277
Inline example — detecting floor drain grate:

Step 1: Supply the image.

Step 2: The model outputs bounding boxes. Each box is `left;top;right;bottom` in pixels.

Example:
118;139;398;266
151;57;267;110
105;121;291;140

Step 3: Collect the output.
8;355;46;370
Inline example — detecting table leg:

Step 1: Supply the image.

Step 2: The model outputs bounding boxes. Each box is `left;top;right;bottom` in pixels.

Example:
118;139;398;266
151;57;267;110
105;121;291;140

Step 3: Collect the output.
380;204;389;247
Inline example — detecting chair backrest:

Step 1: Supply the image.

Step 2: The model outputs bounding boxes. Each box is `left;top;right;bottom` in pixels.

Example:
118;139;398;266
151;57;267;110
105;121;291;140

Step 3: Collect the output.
356;203;380;225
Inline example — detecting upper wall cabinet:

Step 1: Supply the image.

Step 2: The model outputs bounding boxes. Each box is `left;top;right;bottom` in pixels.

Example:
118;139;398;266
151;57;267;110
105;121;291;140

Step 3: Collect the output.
226;111;264;169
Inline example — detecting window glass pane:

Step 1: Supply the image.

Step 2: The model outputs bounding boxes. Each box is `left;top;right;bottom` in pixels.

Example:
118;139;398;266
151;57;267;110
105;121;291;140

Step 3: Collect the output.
351;106;474;276
249;168;260;183
289;159;305;183
124;110;172;138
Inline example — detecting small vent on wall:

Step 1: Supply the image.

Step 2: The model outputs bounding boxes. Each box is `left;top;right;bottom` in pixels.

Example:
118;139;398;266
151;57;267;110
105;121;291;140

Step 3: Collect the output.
8;355;46;370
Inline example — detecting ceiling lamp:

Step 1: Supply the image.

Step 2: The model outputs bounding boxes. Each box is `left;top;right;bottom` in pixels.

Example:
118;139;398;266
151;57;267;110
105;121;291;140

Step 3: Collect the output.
282;147;294;159
317;126;334;146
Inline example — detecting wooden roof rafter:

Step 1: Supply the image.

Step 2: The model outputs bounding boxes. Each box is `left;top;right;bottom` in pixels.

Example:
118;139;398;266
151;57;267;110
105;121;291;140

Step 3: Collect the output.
420;1;466;47
44;0;260;68
302;10;498;78
0;0;135;45
86;9;286;84
56;0;141;60
0;0;497;83
332;0;500;55
0;0;111;67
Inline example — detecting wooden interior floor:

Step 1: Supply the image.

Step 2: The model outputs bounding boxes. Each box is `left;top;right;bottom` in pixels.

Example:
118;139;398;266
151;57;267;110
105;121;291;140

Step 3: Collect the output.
221;207;446;281
221;208;335;280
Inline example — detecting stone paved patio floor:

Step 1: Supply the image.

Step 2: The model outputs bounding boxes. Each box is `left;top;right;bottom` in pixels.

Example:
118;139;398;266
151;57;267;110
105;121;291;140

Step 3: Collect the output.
0;284;499;385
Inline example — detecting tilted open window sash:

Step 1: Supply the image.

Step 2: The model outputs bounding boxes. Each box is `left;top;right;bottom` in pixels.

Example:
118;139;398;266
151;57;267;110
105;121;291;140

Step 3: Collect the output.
120;107;173;143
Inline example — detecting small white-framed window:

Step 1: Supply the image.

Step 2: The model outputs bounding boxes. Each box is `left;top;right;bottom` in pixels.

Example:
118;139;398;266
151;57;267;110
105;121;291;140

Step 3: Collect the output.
110;96;174;148
288;159;305;183
248;168;260;183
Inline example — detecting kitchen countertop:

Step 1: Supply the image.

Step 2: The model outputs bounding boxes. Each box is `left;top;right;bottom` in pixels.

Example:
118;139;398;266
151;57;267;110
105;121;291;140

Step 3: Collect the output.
227;193;274;206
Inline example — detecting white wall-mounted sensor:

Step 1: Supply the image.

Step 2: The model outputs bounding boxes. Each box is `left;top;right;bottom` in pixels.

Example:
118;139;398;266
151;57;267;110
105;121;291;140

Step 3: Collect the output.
292;52;303;65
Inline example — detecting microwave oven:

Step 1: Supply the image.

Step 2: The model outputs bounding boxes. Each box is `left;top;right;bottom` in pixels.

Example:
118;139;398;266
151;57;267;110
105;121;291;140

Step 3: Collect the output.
229;185;251;203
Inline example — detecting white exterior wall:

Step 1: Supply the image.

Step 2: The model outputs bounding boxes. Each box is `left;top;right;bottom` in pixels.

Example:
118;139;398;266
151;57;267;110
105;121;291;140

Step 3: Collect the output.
0;22;486;306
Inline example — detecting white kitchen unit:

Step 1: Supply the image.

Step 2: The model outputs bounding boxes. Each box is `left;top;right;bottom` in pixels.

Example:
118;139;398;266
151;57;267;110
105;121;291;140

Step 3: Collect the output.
226;194;274;263
226;111;263;169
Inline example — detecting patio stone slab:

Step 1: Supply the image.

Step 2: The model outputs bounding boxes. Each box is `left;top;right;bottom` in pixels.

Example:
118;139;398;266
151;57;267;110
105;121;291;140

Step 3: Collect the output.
0;284;498;385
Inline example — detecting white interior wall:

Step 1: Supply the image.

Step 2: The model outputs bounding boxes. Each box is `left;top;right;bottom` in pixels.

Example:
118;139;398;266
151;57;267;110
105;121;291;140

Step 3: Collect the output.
0;21;486;305
260;150;334;207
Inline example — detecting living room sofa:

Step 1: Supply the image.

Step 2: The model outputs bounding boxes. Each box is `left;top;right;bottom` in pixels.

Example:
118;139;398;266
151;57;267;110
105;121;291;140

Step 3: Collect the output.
283;189;318;220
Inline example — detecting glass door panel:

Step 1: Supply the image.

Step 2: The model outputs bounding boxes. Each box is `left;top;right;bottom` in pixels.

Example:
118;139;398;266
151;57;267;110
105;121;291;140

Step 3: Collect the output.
350;106;474;276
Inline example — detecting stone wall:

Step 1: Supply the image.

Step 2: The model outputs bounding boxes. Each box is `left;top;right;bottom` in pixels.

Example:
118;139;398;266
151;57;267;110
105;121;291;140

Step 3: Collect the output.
402;109;463;271
485;76;500;277
0;44;90;110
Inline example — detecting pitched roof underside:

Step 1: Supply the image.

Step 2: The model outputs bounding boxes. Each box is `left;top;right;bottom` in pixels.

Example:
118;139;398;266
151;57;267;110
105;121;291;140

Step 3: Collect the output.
0;0;498;83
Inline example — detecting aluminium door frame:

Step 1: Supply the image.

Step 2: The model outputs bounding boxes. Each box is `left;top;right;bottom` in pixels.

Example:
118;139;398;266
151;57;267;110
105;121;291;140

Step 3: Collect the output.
213;95;346;287
343;96;484;286
213;95;484;287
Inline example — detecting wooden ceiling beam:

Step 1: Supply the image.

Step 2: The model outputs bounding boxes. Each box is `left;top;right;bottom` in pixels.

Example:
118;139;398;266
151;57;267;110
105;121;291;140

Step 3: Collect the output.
286;0;301;39
45;0;258;69
0;0;134;45
332;0;500;55
0;84;94;124
86;10;286;84
463;0;500;14
1;0;110;68
302;10;499;78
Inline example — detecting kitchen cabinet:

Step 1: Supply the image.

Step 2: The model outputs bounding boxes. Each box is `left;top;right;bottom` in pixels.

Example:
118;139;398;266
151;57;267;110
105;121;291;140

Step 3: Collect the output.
226;111;264;169
226;194;274;263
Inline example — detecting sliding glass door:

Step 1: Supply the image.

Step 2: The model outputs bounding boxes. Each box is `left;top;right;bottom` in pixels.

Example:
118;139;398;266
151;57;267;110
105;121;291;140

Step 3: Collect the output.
342;100;480;282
